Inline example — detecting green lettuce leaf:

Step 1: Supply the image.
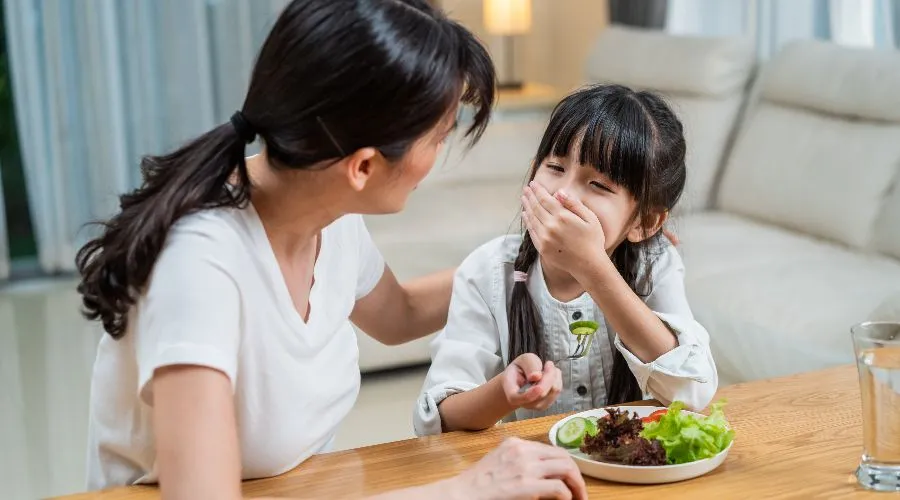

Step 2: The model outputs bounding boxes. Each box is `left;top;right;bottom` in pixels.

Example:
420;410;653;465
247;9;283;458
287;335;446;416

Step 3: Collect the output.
639;400;735;465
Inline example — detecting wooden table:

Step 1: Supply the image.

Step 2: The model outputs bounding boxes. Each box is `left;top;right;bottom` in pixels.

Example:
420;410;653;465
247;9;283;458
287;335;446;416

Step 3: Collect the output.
60;365;878;499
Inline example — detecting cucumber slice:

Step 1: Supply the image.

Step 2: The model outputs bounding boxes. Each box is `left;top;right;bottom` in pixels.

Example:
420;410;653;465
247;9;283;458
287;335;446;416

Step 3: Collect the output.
569;321;599;335
557;417;589;448
584;417;598;437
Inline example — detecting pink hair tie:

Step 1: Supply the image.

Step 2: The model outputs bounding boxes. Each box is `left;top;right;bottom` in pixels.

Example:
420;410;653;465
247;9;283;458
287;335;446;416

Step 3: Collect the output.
513;271;528;283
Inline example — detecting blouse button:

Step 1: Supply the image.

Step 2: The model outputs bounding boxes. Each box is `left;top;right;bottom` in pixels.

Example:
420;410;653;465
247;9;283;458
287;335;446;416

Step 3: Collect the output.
576;385;588;396
572;311;583;320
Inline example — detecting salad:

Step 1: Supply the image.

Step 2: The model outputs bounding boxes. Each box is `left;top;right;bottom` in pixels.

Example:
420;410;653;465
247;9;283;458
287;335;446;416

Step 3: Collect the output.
556;401;734;466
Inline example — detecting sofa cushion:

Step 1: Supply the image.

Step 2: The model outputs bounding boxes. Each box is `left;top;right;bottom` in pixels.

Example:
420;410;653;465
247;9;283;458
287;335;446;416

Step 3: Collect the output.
585;26;755;98
762;41;900;123
717;102;900;248
355;329;431;373
675;211;900;383
669;94;746;213
421;118;546;188
365;180;523;280
717;40;900;249
584;26;755;214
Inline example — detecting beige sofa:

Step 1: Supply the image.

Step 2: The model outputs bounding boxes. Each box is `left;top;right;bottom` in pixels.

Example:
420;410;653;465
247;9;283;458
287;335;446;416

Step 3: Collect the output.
676;40;900;383
358;27;900;385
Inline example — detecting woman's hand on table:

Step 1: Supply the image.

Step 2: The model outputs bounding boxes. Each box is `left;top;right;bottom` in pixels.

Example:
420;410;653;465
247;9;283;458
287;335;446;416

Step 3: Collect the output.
449;437;588;500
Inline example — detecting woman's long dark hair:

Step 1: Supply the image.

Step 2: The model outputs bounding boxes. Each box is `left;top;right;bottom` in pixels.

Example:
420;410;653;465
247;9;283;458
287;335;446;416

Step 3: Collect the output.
507;84;686;404
76;0;495;339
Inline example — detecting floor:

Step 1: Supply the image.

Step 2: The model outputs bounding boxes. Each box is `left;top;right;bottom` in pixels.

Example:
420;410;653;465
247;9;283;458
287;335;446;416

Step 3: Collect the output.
0;278;428;500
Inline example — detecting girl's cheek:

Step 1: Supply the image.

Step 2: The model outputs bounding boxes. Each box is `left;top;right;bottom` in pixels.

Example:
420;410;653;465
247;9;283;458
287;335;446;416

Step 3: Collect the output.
597;213;628;246
584;200;607;224
532;178;552;192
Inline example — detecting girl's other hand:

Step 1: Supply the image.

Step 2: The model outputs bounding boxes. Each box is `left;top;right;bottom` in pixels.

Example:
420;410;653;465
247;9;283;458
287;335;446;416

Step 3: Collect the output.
501;353;562;411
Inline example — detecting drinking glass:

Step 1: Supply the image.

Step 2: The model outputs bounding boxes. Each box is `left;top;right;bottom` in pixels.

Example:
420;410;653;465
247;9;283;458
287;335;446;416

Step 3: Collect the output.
852;321;900;492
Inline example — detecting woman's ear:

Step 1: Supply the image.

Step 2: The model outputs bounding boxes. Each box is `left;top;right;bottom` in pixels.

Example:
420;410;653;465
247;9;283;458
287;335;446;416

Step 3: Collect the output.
342;147;380;191
626;210;670;243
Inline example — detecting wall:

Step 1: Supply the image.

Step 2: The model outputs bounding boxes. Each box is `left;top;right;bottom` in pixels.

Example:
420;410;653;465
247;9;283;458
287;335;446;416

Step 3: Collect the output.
440;0;609;91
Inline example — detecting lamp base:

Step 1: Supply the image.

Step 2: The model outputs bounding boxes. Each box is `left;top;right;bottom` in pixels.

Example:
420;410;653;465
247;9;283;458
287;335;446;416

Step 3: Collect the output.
498;81;524;91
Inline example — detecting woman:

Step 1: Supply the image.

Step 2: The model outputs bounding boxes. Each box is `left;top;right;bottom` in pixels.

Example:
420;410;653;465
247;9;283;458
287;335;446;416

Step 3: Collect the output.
76;0;587;499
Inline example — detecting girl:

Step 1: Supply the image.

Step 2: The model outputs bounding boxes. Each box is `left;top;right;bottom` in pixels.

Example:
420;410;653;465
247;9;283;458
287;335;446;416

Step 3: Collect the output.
415;84;717;436
77;1;587;498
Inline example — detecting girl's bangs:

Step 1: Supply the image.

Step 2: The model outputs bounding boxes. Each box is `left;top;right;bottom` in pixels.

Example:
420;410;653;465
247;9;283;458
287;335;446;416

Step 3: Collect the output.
537;92;655;198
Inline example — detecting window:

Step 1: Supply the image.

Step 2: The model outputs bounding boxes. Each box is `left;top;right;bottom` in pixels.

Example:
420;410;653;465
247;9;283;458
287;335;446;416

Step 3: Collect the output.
1;0;37;262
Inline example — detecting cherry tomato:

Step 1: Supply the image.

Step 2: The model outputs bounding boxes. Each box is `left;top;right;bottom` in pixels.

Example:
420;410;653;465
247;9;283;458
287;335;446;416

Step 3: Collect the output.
641;409;667;424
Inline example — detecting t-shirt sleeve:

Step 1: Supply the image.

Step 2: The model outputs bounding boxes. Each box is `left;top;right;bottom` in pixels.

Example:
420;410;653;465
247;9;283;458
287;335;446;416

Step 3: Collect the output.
134;230;242;406
353;215;386;300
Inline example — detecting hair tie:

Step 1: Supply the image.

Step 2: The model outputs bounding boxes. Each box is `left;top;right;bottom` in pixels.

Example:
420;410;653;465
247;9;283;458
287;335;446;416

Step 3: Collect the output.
513;271;528;283
230;111;257;144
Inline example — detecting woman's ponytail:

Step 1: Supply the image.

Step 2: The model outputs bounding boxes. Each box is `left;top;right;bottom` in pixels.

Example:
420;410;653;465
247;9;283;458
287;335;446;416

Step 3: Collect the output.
76;114;253;339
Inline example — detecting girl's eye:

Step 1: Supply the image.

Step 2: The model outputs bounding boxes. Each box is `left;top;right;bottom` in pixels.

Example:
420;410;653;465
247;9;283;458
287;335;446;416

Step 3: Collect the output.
590;181;615;193
545;163;565;173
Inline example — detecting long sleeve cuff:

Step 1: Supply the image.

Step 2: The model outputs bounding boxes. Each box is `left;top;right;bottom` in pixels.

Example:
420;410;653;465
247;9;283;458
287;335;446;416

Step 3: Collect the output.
613;311;717;410
413;381;480;437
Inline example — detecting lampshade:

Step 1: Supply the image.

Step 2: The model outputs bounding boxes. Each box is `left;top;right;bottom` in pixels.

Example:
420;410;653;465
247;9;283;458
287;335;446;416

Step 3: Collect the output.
483;0;532;35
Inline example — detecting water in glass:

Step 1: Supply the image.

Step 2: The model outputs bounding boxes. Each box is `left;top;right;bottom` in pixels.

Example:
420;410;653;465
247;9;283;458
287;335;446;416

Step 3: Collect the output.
854;322;900;492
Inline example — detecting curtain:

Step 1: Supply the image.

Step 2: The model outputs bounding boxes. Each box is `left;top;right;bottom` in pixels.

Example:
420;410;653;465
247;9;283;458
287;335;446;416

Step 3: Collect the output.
3;0;290;274
666;0;900;59
874;0;900;47
0;166;8;279
609;0;668;29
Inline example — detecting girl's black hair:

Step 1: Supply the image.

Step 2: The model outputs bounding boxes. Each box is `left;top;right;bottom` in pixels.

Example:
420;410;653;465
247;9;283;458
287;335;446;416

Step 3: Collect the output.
76;0;495;339
508;84;686;404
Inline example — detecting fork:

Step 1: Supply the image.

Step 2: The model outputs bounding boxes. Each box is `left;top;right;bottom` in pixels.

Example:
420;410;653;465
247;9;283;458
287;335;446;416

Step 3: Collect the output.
518;332;594;394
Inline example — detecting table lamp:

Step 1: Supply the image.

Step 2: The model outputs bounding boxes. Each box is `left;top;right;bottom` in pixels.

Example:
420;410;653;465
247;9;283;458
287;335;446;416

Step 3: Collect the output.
483;0;532;90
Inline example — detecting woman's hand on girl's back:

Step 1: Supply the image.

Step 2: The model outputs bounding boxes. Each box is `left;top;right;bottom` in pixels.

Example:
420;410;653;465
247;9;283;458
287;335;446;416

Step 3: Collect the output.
449;437;588;500
662;228;680;246
501;353;562;411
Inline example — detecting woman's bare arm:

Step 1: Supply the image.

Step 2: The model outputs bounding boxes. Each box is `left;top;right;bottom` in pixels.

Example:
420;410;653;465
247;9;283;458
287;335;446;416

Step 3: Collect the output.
153;365;243;500
351;266;455;345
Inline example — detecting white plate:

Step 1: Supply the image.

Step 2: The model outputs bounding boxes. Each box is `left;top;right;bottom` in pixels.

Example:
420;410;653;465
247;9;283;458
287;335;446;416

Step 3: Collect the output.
548;406;732;485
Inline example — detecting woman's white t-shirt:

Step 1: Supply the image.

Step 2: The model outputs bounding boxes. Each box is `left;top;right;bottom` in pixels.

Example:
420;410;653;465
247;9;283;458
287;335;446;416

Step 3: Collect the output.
85;204;385;489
